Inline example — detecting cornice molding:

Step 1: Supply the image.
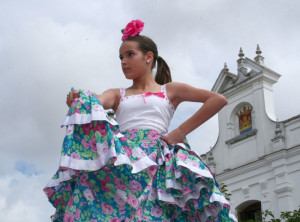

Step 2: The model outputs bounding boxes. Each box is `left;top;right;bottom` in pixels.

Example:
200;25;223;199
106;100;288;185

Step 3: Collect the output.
225;129;257;145
217;145;300;182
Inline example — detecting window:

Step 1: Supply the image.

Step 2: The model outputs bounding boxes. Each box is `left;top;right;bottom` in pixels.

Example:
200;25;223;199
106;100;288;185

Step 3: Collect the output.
226;103;256;144
236;200;262;222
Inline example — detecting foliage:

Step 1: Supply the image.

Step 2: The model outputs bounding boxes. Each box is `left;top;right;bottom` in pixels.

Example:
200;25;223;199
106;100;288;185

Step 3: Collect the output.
262;208;300;222
281;208;300;222
261;210;281;222
239;208;300;222
219;182;232;201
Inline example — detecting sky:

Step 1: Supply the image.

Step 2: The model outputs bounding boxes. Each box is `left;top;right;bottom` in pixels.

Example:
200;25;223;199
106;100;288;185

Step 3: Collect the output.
1;0;300;221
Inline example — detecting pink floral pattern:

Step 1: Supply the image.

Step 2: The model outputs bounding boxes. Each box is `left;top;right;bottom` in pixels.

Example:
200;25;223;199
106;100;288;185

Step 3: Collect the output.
44;90;236;222
114;190;127;205
129;180;142;193
63;212;74;222
83;188;94;201
177;152;188;161
151;205;163;218
126;193;138;207
101;202;113;215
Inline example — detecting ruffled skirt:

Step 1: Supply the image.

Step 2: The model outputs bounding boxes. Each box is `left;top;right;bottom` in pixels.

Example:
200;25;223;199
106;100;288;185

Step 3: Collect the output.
44;90;236;222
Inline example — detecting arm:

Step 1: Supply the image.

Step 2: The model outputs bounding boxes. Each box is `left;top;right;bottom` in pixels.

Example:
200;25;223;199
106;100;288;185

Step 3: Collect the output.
94;89;120;111
164;82;227;144
66;88;120;111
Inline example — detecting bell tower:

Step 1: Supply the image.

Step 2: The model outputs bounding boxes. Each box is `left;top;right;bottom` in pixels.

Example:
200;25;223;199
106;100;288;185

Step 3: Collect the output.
208;45;281;173
202;45;300;220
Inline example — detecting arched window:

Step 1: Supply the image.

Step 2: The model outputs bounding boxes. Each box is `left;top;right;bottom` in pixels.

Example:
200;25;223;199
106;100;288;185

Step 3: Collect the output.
226;103;256;144
236;200;262;221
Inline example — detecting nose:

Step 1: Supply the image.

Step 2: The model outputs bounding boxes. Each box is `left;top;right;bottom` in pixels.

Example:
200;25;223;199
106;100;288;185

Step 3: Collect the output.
121;59;127;65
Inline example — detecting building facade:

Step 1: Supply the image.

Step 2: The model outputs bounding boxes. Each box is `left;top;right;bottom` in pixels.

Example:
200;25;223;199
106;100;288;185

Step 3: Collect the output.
201;46;300;221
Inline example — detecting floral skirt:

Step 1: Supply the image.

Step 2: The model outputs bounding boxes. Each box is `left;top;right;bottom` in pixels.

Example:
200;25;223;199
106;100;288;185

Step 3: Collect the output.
44;90;236;222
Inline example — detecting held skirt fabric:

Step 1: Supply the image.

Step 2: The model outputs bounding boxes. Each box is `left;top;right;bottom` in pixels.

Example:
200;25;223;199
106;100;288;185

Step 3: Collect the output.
44;90;237;222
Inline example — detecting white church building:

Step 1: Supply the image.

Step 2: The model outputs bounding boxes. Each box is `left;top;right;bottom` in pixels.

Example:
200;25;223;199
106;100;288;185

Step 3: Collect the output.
201;45;300;221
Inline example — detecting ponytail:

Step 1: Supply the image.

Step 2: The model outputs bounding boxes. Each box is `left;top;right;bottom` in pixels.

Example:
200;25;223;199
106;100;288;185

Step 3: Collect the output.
155;56;172;85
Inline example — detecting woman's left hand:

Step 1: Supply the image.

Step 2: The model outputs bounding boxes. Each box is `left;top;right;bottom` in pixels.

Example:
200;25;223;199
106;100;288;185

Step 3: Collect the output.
163;128;186;145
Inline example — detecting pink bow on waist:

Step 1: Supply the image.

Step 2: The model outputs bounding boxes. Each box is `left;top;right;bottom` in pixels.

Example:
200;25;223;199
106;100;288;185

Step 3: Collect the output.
142;92;165;104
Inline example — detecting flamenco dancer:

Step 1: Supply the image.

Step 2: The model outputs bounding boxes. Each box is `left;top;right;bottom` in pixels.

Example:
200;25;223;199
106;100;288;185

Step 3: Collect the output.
44;20;237;221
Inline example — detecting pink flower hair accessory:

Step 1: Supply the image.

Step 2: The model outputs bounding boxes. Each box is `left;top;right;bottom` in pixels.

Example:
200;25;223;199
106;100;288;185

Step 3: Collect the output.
121;20;144;41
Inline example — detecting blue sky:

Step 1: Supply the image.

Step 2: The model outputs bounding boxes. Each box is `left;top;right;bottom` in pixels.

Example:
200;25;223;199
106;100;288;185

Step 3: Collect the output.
1;0;300;221
14;160;43;176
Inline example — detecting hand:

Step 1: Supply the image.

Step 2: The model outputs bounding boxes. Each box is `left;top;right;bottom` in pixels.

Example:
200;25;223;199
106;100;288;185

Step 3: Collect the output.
66;89;79;107
163;128;186;145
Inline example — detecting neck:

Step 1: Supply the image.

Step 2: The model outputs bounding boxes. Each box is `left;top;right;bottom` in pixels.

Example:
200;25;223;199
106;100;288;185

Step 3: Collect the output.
131;71;159;91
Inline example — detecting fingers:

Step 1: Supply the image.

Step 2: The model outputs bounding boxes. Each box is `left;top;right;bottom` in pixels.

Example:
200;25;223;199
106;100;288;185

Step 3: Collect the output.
66;89;79;107
162;133;183;145
162;135;172;145
66;93;72;107
72;89;79;96
66;95;69;107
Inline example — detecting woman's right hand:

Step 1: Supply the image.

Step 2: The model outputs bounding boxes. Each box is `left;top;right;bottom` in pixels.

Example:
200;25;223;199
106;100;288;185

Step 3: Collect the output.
66;89;80;107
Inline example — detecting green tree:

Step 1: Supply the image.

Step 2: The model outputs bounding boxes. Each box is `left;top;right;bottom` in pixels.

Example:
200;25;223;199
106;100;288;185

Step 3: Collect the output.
219;182;232;201
240;208;300;222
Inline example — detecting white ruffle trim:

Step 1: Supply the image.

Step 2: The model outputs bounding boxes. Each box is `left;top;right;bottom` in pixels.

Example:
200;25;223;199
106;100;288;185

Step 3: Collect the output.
114;154;157;174
45;151;158;188
148;180;227;222
61;112;118;127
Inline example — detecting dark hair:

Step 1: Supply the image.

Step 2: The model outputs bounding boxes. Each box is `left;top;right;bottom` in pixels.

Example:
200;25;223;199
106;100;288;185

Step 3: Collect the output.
124;35;172;85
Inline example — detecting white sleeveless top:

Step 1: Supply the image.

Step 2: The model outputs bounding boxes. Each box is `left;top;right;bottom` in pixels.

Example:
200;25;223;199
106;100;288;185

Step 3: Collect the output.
115;85;175;133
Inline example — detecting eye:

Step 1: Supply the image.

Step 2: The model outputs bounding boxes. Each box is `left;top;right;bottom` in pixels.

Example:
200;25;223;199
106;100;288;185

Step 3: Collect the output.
119;55;123;60
128;52;134;57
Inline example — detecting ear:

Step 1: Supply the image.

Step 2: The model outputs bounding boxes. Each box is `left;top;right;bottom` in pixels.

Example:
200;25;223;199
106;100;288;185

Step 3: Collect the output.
145;51;154;64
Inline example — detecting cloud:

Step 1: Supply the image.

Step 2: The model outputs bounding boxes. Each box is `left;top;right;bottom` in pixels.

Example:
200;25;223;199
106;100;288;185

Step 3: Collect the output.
0;0;300;220
0;171;54;222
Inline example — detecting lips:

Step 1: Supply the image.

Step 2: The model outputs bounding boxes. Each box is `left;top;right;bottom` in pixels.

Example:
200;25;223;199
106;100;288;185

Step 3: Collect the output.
123;67;130;72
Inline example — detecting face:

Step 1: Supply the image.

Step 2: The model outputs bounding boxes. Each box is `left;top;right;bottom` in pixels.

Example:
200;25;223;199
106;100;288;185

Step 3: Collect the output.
119;41;149;79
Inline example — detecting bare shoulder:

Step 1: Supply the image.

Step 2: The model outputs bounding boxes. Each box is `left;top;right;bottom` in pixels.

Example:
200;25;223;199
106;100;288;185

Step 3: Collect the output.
165;82;195;97
165;82;190;91
165;82;191;107
102;88;120;96
97;88;121;110
165;82;226;104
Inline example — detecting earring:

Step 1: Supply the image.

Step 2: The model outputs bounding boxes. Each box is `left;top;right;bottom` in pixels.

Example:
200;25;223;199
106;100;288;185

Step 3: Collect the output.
146;59;150;63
